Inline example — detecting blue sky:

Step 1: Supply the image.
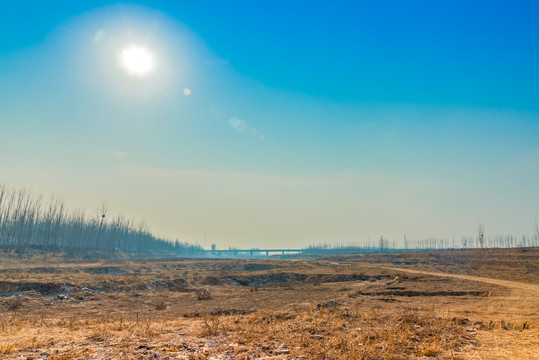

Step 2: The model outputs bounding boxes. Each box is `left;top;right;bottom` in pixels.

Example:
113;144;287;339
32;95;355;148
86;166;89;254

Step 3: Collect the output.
1;1;538;248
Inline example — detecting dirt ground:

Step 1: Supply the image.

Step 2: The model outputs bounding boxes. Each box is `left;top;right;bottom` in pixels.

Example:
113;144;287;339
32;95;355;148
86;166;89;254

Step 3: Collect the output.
0;248;538;359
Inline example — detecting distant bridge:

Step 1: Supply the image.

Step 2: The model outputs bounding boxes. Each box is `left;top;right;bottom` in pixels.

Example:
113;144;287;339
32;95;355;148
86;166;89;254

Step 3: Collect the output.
204;249;304;257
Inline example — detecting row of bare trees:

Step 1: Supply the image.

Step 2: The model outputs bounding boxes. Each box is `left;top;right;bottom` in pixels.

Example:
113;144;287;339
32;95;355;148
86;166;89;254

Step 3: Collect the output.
0;185;203;256
304;223;539;254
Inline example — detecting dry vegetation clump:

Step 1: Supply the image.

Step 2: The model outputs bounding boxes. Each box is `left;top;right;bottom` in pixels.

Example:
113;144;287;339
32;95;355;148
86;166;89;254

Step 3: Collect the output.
200;315;223;336
155;300;167;310
196;288;213;300
1;296;25;311
220;307;471;359
0;342;15;355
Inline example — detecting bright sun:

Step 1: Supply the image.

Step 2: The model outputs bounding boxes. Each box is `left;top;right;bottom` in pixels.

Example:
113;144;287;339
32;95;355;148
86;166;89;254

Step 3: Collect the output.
120;45;155;76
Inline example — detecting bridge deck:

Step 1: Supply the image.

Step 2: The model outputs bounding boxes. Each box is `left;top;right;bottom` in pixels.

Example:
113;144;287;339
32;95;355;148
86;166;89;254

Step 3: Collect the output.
204;249;304;256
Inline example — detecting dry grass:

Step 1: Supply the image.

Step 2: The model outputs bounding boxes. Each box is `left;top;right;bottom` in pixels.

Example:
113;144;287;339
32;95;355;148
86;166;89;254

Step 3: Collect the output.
0;342;15;355
0;308;477;359
219;307;471;359
0;248;538;359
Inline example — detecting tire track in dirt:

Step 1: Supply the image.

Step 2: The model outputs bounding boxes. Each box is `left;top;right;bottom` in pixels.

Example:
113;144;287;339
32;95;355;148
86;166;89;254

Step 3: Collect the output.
374;266;539;296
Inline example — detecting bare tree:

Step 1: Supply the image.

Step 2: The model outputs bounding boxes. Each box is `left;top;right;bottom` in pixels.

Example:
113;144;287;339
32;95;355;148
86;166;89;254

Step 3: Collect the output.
95;201;108;249
478;223;485;248
379;235;386;252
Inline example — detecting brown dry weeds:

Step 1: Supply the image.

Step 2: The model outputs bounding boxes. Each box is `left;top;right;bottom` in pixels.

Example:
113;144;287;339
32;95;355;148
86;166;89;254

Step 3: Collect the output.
0;248;537;359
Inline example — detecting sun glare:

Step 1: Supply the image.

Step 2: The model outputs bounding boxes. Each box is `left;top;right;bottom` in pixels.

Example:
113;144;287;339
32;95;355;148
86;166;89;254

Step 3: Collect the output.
120;45;155;76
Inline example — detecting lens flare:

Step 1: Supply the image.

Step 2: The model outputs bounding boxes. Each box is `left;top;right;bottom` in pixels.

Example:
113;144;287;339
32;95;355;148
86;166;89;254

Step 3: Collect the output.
229;117;247;132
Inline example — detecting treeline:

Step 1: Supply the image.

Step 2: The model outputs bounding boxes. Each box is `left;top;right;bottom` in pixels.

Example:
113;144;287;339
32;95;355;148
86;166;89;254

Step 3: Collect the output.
304;231;539;254
0;185;204;257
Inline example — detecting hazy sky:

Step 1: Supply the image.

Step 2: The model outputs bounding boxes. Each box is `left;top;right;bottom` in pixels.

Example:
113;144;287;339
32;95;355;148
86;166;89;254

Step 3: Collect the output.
1;1;538;248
